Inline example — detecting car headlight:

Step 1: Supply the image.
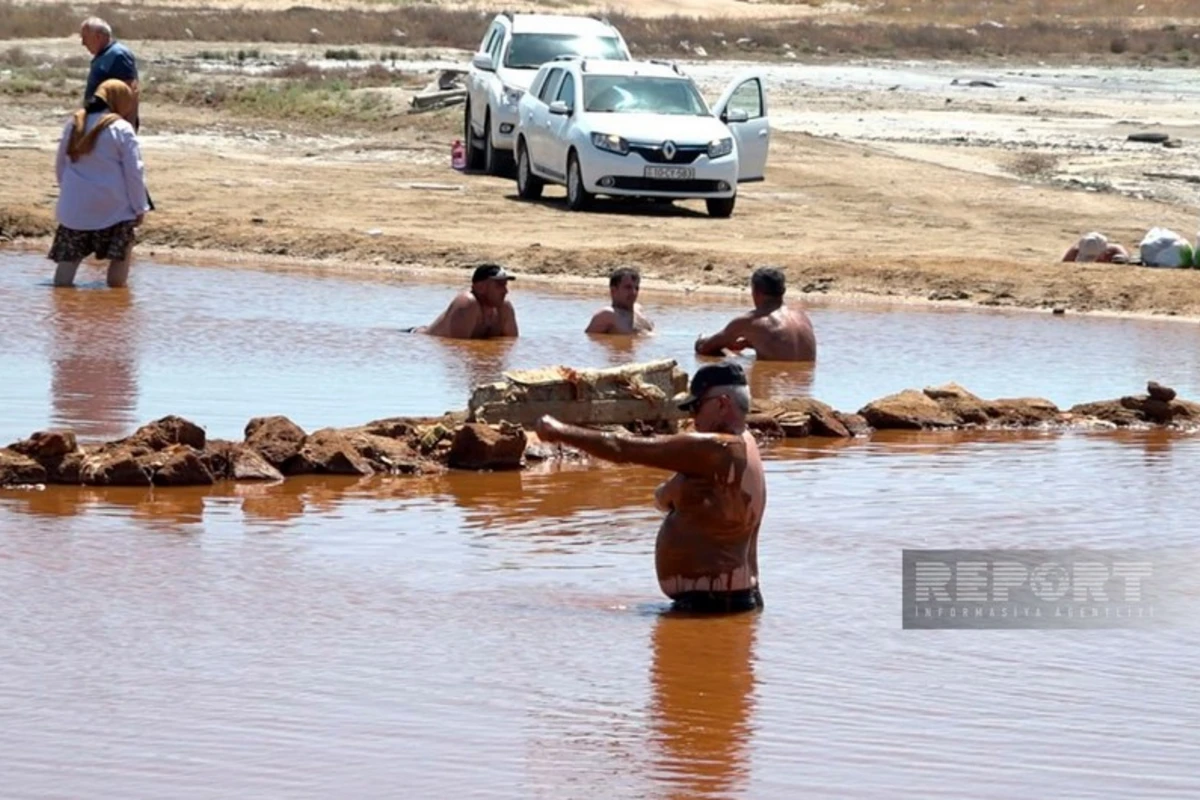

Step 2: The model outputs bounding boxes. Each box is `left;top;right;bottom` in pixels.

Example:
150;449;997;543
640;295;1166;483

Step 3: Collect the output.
502;86;524;107
708;137;734;159
591;132;629;155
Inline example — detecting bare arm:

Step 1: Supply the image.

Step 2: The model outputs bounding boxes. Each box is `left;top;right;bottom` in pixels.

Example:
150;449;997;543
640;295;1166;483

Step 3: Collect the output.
499;300;519;338
1061;246;1079;263
695;316;752;356
585;309;615;334
536;416;735;477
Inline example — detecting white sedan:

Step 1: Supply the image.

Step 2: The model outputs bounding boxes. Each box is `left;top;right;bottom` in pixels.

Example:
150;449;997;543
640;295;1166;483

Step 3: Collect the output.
513;59;770;217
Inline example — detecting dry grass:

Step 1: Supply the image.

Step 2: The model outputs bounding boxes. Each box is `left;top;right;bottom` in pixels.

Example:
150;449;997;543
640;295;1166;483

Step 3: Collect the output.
1008;152;1060;180
1;3;1198;60
864;0;1200;25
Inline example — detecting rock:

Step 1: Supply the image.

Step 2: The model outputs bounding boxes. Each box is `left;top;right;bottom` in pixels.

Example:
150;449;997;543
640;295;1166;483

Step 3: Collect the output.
859;390;959;429
775;413;812;438
46;451;84;484
0;448;47;486
746;414;785;438
759;398;852;438
361;417;419;439
1147;381;1177;402
986;398;1061;426
153;445;215;486
128;415;206;451
201;440;284;481
834;412;872;437
1128;132;1170;143
1068;400;1143;427
693;46;708;57
346;431;424;474
8;430;77;461
230;445;285;481
447;423;526;470
922;382;982;402
286;428;374;476
391;28;407;40
245;415;307;469
80;446;153;486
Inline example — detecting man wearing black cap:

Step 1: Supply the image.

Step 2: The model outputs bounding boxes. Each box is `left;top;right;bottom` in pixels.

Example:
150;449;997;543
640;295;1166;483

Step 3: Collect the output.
694;267;816;361
535;361;766;613
412;263;519;339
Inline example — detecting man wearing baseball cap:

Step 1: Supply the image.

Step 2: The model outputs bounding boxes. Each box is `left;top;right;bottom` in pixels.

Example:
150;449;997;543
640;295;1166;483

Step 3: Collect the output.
535;361;767;613
409;263;519;339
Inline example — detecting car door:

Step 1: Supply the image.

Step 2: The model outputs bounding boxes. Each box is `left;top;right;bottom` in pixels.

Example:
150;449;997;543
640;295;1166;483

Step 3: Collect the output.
711;73;769;182
470;24;501;137
545;71;578;172
528;68;565;176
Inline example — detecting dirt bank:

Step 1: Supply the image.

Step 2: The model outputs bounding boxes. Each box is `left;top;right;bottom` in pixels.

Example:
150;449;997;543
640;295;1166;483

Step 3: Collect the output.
4;14;1200;319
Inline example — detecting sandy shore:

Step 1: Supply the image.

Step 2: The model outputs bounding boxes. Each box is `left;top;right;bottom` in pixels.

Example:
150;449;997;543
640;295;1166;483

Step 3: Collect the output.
4;39;1200;318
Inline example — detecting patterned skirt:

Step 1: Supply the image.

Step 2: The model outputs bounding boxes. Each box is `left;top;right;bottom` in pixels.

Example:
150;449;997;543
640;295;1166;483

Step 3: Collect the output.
47;220;136;263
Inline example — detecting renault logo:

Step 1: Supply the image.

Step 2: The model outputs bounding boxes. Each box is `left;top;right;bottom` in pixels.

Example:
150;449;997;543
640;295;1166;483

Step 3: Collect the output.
662;140;677;160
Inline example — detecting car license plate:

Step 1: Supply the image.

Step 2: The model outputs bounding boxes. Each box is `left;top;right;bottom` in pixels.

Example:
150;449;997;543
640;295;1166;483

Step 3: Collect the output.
644;166;695;180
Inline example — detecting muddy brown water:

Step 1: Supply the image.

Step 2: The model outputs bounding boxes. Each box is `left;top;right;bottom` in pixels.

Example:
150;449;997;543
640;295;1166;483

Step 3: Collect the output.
2;251;1200;798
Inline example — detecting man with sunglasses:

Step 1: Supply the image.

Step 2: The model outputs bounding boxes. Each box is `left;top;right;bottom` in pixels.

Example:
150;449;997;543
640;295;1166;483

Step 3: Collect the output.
534;362;766;613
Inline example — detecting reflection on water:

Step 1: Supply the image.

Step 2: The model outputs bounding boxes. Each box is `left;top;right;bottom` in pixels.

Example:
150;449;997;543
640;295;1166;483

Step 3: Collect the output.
650;613;758;800
49;285;140;440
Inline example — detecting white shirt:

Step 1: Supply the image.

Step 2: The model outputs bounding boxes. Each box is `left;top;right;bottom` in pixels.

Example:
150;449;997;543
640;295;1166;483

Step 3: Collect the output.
54;112;149;231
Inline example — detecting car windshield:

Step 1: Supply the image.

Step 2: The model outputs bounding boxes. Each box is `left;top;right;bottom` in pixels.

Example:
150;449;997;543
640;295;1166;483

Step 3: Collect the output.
504;34;625;69
582;75;710;115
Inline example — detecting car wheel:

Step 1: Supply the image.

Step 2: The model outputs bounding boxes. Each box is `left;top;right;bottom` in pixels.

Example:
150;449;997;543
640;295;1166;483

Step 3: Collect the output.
565;152;592;211
706;195;736;218
463;102;484;171
483;111;503;176
516;141;544;200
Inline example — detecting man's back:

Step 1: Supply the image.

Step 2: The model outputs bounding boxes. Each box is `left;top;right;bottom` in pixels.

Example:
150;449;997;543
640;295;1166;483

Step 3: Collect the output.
85;41;137;104
745;305;816;361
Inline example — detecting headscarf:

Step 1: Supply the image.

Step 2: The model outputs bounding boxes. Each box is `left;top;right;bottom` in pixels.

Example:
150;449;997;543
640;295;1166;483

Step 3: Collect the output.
66;79;138;162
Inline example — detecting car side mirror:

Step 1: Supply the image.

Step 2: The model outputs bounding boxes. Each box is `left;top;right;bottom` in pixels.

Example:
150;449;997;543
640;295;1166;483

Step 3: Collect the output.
548;100;572;116
471;52;495;72
723;108;750;124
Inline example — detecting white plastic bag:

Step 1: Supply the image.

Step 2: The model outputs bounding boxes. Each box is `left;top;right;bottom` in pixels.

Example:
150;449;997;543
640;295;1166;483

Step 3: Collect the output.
1140;227;1190;268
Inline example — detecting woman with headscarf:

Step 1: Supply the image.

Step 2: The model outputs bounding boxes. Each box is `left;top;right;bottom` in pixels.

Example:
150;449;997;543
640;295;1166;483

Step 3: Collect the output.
50;78;149;288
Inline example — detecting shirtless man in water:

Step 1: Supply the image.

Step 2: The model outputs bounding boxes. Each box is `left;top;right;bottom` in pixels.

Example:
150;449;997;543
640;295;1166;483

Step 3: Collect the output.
694;267;816;362
585;267;655;335
535;362;766;613
410;263;519;339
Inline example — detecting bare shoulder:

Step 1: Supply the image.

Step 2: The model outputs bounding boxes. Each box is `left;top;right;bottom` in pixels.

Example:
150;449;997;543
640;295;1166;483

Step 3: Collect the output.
586;307;615;332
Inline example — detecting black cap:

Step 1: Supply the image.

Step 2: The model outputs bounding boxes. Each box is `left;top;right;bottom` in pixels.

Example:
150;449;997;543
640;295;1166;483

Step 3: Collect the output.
676;361;748;411
472;263;516;283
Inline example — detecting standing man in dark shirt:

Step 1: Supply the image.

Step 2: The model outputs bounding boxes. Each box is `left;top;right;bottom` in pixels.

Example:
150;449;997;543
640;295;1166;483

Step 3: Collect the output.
80;17;139;120
79;17;151;211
